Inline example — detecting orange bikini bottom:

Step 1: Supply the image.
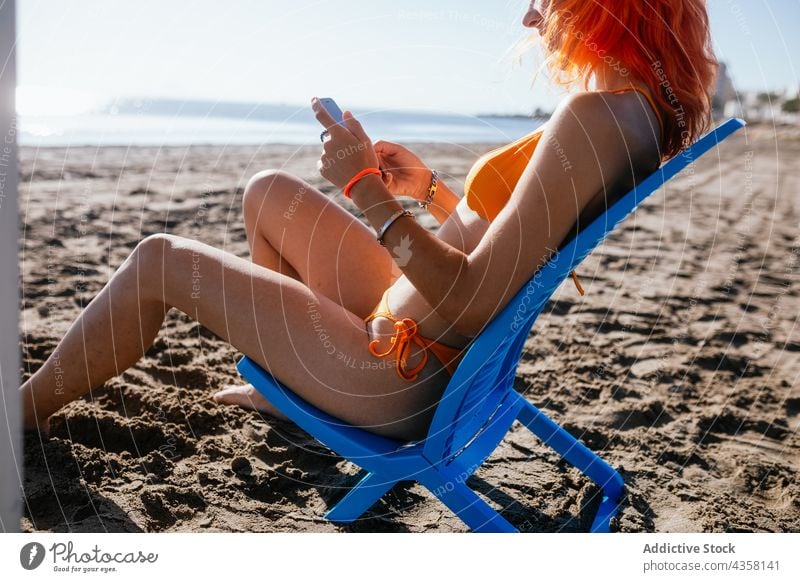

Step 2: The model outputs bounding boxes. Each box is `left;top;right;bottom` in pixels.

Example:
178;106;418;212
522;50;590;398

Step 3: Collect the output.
363;287;467;382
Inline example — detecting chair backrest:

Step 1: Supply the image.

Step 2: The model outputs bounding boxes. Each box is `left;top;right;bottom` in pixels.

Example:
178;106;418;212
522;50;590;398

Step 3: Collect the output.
423;118;746;464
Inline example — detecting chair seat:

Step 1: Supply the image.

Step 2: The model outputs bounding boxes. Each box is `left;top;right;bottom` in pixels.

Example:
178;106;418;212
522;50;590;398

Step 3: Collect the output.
236;357;429;476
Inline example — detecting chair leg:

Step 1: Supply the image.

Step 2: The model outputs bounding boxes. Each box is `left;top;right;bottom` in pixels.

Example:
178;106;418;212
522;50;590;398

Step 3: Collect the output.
516;398;624;532
421;469;517;533
324;471;398;523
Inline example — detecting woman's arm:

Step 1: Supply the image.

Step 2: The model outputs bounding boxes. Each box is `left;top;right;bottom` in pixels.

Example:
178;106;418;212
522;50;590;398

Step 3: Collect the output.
424;176;460;226
372;140;459;225
313;94;626;337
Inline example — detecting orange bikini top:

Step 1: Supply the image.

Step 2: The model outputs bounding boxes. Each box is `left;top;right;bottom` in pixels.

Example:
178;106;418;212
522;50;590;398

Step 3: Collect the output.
464;86;664;223
463;86;664;296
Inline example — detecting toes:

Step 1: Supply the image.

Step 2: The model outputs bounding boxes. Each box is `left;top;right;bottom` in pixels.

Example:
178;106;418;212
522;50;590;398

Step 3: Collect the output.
213;384;246;400
212;385;270;412
212;385;253;407
212;384;290;421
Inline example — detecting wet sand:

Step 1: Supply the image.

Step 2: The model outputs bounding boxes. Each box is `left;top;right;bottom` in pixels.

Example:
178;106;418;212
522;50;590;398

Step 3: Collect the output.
19;124;800;532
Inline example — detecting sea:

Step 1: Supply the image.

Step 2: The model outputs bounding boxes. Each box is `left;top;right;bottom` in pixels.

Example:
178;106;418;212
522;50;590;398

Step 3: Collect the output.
18;98;544;148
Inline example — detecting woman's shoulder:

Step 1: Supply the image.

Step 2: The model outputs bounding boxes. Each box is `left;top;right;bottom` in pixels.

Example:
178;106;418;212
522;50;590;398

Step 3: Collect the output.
548;91;660;172
549;91;622;136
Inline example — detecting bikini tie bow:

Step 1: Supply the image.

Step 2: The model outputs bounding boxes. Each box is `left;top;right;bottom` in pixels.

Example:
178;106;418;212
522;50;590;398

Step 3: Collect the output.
368;318;429;381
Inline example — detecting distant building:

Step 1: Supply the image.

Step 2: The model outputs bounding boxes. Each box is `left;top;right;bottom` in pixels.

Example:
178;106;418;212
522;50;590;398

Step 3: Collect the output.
724;89;799;124
714;63;799;124
712;62;736;114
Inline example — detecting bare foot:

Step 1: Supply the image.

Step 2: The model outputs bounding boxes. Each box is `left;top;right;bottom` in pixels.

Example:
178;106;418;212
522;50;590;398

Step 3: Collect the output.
212;384;290;421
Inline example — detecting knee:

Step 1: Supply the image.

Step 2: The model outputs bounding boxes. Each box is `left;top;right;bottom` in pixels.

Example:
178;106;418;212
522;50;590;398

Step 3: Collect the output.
122;233;181;300
242;169;299;220
243;169;285;208
133;233;179;268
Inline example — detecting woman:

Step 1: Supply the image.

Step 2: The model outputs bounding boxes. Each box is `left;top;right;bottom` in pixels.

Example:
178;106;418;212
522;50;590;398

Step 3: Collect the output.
21;1;717;441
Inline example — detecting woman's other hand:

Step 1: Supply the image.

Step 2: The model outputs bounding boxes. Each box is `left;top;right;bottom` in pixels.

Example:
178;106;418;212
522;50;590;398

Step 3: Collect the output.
312;97;380;190
374;140;432;202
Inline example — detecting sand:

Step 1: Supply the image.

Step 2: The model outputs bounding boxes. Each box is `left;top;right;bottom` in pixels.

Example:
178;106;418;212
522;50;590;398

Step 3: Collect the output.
18;125;800;532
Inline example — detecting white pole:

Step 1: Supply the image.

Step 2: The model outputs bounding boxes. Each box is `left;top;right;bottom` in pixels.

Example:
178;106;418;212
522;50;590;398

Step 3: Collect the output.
0;0;20;533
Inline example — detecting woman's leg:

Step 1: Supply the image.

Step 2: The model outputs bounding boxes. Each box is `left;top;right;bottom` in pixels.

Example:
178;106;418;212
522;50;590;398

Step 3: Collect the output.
213;169;400;413
20;233;430;440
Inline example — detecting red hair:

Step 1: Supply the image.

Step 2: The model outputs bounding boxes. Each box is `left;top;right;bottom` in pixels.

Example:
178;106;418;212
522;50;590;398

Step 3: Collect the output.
531;0;718;160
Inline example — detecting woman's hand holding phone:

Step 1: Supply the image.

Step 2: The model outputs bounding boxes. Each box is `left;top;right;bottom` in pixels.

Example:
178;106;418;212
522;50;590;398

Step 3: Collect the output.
374;140;433;203
311;97;380;193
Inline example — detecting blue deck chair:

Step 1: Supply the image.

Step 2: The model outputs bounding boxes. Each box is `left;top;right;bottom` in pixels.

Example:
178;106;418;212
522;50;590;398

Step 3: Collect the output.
237;118;745;532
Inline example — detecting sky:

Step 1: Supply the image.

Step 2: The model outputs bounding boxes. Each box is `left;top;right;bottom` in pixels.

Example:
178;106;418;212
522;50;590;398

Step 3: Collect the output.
14;0;800;117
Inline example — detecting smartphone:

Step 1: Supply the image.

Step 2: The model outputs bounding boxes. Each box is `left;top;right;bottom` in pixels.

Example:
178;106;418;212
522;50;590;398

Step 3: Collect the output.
319;97;345;127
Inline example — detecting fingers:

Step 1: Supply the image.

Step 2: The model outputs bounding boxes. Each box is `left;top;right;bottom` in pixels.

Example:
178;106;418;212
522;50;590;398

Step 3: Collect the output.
311;97;347;137
311;101;381;188
375;141;398;172
342;110;370;143
374;139;397;155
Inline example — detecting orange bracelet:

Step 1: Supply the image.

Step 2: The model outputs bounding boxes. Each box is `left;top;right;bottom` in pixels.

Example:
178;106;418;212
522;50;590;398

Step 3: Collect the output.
344;167;382;199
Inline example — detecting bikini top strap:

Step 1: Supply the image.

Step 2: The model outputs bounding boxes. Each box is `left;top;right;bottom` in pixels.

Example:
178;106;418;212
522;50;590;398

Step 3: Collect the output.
611;86;665;141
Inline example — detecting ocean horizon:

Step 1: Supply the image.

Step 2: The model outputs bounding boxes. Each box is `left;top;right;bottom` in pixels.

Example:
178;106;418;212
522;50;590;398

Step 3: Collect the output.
19;97;545;148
